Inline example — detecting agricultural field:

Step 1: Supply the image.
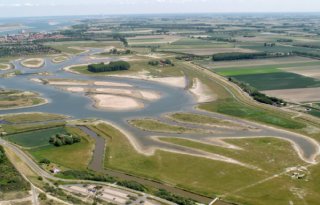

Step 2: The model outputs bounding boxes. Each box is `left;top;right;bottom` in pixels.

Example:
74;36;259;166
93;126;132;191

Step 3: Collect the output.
5;126;67;147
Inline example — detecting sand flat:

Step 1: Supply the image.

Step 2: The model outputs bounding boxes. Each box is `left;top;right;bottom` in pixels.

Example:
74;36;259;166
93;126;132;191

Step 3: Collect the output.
189;78;216;103
91;94;143;110
94;81;133;87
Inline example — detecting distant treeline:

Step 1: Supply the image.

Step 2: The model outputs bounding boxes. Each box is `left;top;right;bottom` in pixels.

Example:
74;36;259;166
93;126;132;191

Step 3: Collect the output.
293;51;320;59
0;43;60;57
88;61;130;73
293;44;320;49
229;77;286;106
212;52;267;61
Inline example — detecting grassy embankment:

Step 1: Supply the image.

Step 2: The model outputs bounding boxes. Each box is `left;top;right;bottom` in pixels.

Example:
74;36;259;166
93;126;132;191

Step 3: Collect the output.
1;112;68;124
87;123;315;205
128;119;208;134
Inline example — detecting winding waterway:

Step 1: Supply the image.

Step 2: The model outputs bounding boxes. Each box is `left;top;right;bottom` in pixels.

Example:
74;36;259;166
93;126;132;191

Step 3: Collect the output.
0;49;319;165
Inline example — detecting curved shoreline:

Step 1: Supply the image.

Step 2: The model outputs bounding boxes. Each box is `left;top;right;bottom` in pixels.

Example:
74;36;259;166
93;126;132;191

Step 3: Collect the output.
20;58;45;68
0;98;49;111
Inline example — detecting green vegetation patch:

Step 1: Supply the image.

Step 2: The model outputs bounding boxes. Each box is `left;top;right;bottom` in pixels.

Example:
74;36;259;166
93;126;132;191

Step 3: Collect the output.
200;99;305;129
129;119;204;134
88;123;268;196
0;146;30;193
216;67;281;76
1;113;67;124
29;126;94;170
6;127;67;148
160;137;305;173
231;72;320;90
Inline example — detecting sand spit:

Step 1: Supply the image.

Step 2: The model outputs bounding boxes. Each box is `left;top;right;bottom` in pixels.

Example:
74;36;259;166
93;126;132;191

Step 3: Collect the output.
91;94;144;111
65;87;86;93
94;81;132;87
30;78;43;84
189;78;216;103
21;58;45;68
0;63;11;70
110;72;187;88
95;88;161;101
48;81;89;86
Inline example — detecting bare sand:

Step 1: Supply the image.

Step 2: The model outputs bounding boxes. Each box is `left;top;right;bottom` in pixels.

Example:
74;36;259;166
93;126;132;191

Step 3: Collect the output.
52;56;69;63
30;78;43;84
47;80;89;86
110;72;186;88
94;81;132;87
91;94;144;111
20;58;45;68
65;87;86;93
189;78;216;103
0;63;11;70
262;87;320;103
95;88;161;101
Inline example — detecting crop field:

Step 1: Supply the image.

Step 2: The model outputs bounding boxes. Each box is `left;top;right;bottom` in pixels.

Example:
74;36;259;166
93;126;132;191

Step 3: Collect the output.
29;126;94;170
262;87;320;103
202;56;319;69
280;65;320;79
127;35;181;46
6;126;66;148
231;72;320;91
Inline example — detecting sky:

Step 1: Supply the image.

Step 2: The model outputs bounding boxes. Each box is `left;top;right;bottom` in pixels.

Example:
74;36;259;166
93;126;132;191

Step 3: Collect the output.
0;0;320;17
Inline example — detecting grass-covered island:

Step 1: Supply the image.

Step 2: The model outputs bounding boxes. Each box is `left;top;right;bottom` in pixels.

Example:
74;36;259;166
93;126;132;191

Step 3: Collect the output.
88;61;130;73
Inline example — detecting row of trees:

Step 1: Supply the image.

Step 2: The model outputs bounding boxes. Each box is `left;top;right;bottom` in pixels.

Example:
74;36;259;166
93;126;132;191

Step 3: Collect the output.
49;133;81;147
212;52;267;61
228;77;286;106
88;61;130;73
148;59;174;66
155;189;196;205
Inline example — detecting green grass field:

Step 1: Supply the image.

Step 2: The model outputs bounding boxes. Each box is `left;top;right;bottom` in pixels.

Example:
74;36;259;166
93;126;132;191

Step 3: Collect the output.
88;123;268;196
159;137;305;173
200;99;305;129
87;123;316;205
29;126;94;170
1;113;67;124
6;127;66;148
129;119;205;134
216;67;281;76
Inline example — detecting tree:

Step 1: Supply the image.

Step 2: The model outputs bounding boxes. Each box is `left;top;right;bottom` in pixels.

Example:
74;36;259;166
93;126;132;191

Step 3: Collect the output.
38;193;47;201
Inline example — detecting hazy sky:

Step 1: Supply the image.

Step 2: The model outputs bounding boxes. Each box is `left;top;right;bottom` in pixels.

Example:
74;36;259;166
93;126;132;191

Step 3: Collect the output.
1;0;320;17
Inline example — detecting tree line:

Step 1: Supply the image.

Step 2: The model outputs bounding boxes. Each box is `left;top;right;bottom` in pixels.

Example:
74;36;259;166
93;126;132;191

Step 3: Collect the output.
88;61;130;73
212;52;267;61
228;77;286;106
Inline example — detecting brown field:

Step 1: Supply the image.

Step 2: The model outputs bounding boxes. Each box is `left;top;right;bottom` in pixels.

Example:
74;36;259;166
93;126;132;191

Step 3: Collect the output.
281;65;320;79
262;87;320;103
